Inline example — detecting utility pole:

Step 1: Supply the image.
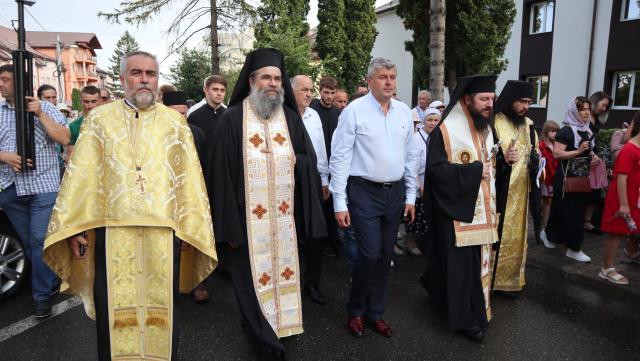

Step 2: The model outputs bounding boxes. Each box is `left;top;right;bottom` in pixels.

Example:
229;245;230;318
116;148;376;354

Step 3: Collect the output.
12;0;36;170
55;33;65;103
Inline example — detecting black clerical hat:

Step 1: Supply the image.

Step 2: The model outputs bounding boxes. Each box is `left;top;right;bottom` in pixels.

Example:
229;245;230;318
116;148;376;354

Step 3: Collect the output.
227;48;297;112
494;80;534;114
441;75;497;121
162;91;188;106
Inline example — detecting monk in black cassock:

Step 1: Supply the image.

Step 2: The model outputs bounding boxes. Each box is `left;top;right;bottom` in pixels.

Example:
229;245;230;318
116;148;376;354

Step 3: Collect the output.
421;75;510;341
206;48;326;361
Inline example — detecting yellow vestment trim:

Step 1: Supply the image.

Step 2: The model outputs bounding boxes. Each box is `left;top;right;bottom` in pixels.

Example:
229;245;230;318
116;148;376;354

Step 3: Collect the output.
493;113;535;291
43;100;217;359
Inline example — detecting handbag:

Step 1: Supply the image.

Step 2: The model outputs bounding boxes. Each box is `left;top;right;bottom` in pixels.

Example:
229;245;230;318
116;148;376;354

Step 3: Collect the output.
562;157;591;195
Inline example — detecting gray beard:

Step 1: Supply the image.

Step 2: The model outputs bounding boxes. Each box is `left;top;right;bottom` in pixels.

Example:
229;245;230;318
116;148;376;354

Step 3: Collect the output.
249;87;284;119
131;91;155;110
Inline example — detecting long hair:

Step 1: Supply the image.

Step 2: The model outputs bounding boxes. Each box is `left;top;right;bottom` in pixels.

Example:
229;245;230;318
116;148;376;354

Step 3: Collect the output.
630;111;640;138
541;120;560;144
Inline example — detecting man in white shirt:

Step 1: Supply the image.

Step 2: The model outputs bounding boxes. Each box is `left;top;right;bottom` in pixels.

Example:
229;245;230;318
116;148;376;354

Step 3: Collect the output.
412;90;431;123
290;74;330;305
330;58;419;338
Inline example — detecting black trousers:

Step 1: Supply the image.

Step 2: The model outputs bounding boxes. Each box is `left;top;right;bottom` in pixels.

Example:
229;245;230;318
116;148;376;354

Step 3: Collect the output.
322;196;339;252
302;237;323;288
225;243;286;361
346;178;405;320
93;228;182;361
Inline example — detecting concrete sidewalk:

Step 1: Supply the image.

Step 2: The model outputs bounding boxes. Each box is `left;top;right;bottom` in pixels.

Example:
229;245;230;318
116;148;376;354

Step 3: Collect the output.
526;226;640;302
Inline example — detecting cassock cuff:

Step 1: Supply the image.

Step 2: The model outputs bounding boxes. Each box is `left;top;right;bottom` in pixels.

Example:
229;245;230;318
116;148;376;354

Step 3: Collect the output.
321;176;329;187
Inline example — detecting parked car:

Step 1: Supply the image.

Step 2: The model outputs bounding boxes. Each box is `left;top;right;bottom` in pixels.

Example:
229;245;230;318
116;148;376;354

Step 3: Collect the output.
0;210;25;301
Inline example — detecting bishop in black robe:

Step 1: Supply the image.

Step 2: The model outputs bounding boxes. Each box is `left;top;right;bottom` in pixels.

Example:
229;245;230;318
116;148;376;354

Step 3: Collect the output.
206;48;326;361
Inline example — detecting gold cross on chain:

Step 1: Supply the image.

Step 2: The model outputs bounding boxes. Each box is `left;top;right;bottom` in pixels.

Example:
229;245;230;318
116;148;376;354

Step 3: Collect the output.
135;168;146;194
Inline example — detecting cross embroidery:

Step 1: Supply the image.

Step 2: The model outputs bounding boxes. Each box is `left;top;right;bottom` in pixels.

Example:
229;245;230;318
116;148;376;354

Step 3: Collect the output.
281;267;295;280
135;170;146;194
273;133;286;146
249;133;264;148
252;204;267;219
258;272;271;286
278;201;290;215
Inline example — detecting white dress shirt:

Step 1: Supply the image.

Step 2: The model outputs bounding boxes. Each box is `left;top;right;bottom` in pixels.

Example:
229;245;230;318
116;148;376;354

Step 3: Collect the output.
329;92;419;212
302;107;330;186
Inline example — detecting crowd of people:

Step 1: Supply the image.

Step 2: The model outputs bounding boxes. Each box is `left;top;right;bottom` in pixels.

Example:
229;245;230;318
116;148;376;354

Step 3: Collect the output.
0;47;639;361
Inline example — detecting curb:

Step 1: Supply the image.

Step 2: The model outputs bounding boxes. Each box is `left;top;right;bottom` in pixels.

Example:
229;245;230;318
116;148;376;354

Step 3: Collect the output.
527;253;640;303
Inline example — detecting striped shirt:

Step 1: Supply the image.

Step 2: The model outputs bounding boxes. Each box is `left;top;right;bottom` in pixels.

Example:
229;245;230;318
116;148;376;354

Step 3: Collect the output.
0;100;67;195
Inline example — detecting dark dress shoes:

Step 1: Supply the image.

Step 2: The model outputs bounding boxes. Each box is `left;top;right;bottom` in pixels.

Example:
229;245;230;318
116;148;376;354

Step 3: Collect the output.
460;326;484;341
304;284;326;305
368;319;393;337
347;316;364;338
34;300;52;319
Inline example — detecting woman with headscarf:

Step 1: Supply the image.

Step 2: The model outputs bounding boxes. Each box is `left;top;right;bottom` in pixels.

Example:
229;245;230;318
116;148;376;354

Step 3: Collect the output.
401;108;441;256
546;97;602;262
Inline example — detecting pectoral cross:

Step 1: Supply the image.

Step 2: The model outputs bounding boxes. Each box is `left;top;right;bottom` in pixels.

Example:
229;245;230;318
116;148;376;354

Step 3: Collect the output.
135;167;146;194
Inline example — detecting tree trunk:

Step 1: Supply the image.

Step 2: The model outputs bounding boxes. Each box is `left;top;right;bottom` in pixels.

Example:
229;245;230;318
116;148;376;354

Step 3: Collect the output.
210;0;220;74
429;0;445;101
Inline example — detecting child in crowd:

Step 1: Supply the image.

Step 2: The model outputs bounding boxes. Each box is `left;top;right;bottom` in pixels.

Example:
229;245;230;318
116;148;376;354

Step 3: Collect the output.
599;111;640;285
539;120;559;248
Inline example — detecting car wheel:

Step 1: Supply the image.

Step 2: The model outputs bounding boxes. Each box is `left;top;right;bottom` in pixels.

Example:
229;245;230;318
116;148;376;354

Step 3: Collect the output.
0;233;26;301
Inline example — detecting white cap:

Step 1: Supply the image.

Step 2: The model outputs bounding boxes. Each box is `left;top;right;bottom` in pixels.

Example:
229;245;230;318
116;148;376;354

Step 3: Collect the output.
56;102;70;113
429;100;445;108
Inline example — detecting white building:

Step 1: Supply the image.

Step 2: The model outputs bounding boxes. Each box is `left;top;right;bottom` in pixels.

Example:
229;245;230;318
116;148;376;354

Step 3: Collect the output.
371;0;640;127
498;0;640;127
371;0;414;105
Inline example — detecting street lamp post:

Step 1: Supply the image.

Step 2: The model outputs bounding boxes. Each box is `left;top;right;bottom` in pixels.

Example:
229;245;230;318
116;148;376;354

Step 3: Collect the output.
54;35;77;104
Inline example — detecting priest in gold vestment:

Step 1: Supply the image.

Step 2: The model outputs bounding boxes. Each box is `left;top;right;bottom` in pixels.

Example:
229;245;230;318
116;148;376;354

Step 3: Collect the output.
207;48;326;361
493;80;537;298
43;51;217;361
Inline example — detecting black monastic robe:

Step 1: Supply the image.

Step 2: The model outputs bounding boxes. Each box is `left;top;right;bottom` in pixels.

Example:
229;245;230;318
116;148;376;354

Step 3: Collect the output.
422;126;509;331
206;102;326;357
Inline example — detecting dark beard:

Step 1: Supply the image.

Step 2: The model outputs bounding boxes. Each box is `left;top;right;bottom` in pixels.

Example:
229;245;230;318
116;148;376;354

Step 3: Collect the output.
469;108;494;132
503;107;526;126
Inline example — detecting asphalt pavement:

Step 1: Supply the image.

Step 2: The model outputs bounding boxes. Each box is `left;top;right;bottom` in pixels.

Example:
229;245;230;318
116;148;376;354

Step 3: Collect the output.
1;243;639;361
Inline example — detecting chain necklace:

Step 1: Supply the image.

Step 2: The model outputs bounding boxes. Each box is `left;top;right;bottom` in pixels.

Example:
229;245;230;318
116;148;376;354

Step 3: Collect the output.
122;100;156;194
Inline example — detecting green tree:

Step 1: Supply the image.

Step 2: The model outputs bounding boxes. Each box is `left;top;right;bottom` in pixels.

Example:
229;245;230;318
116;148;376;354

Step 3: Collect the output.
108;31;140;96
397;0;516;93
168;48;212;101
98;0;256;74
342;0;377;94
222;67;241;104
253;0;315;77
71;88;82;111
315;0;347;84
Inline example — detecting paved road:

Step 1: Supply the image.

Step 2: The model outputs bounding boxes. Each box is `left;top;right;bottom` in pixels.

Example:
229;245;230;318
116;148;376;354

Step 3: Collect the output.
1;252;639;361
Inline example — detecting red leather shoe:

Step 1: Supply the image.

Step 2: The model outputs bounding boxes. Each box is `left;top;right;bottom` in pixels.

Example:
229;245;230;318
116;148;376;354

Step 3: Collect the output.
368;319;393;337
347;316;364;338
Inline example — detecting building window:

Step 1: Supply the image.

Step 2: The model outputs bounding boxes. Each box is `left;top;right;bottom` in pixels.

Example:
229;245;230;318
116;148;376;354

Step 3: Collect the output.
526;75;549;107
622;0;640;21
530;1;554;34
612;71;640;109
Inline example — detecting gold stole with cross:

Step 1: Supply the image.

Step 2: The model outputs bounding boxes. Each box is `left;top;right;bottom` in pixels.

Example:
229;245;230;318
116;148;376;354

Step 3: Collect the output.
242;99;304;337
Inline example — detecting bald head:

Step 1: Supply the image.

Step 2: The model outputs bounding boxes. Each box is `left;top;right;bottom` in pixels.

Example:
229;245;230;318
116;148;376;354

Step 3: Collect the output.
291;75;314;114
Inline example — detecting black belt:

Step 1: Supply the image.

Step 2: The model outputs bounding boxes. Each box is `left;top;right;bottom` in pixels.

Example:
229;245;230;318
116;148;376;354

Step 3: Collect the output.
350;176;402;189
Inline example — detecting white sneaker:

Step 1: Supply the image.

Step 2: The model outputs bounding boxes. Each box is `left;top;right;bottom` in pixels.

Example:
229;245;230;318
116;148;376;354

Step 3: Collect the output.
566;249;591;263
540;230;555;248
